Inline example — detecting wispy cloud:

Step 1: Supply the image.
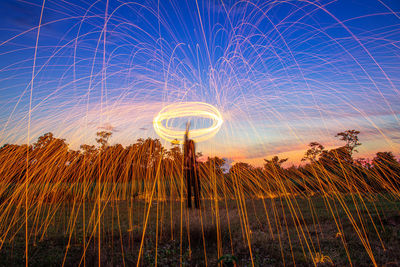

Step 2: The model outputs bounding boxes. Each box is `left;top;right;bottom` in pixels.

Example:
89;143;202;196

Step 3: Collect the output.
98;123;117;132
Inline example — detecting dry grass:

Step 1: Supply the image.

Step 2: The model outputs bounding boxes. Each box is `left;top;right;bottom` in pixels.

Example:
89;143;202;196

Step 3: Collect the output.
0;195;399;266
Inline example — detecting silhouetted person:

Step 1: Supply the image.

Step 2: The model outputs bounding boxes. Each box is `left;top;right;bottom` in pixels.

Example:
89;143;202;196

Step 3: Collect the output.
184;123;200;209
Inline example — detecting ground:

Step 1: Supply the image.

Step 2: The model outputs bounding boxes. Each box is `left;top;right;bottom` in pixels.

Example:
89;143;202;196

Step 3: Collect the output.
0;195;399;266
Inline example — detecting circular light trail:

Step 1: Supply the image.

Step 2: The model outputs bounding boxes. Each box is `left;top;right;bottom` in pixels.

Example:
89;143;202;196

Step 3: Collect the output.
153;102;223;143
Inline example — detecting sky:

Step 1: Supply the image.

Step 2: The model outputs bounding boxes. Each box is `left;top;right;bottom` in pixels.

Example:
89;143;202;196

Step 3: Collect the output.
0;0;399;166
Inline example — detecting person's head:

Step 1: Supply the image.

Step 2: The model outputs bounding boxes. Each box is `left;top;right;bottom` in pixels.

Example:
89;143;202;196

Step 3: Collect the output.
184;121;191;141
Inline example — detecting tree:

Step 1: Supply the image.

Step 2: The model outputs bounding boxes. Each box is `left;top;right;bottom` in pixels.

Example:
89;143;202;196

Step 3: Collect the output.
204;156;225;175
302;142;325;162
96;131;112;150
32;132;69;164
318;146;353;169
229;162;253;176
373;152;398;168
263;156;288;177
166;142;183;162
264;156;288;169
335;130;361;155
33;132;68;153
80;144;97;157
372;152;400;189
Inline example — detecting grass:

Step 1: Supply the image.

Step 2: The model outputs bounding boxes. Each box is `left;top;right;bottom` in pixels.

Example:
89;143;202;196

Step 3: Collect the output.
0;194;399;266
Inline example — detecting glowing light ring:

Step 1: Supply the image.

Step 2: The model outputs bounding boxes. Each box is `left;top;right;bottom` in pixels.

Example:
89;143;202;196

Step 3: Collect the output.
153;102;223;143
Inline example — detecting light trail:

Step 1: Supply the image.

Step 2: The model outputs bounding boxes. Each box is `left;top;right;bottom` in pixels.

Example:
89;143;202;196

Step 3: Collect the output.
153;102;223;143
0;0;399;266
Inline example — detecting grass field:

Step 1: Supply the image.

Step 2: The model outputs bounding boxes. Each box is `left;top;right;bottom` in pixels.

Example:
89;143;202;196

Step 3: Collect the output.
0;194;399;266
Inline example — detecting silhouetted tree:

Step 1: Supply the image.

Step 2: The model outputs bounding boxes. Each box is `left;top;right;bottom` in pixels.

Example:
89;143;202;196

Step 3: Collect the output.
302;142;325;163
335;130;361;155
204;156;225;177
264;156;288;170
262;156;288;193
1;128;399;200
372;152;400;191
80;144;97;157
316;130;361;180
96;130;112;150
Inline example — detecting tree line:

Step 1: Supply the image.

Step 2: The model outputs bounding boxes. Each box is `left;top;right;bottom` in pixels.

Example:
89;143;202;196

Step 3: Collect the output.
0;130;399;200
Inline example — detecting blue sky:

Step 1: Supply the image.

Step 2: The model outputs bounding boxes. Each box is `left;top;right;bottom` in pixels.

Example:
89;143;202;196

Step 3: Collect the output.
0;0;399;165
